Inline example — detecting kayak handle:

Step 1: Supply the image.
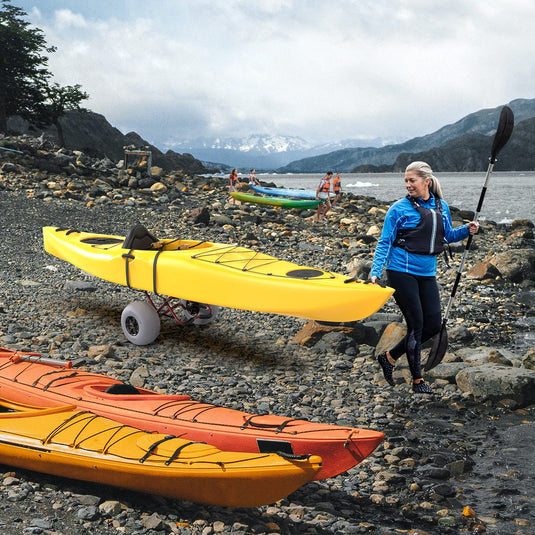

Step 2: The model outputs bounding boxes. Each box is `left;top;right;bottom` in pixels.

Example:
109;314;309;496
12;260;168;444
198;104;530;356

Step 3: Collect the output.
11;354;73;368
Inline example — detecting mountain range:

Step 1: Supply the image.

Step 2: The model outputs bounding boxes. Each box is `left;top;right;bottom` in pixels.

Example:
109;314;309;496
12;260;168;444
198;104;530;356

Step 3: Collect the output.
277;98;535;173
5;98;535;174
166;134;401;170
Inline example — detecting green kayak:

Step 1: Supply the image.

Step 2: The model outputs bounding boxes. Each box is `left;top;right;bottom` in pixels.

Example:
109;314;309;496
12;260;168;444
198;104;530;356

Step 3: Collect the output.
231;192;321;209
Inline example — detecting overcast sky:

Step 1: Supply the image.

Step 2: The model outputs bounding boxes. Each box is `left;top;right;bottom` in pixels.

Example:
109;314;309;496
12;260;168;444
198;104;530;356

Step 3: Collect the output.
14;0;535;149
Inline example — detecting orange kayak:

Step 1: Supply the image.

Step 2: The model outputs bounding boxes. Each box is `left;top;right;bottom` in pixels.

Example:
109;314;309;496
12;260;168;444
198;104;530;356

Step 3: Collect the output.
0;397;321;507
0;347;384;480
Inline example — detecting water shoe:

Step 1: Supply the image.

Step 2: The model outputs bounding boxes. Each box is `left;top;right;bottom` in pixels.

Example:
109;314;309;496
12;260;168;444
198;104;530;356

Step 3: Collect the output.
377;353;395;386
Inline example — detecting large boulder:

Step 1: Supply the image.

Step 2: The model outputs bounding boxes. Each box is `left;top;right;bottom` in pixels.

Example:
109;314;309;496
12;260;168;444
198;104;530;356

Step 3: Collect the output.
292;321;352;347
456;346;523;367
426;362;470;383
455;364;535;407
466;261;501;280
489;248;535;282
292;320;378;347
374;322;406;356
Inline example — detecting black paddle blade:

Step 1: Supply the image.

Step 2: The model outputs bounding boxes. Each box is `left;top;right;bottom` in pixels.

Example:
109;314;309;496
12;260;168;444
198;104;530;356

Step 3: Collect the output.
425;327;449;371
490;106;514;163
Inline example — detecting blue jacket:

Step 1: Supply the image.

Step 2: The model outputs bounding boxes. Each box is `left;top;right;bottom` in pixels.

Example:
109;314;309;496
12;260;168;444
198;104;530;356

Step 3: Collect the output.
370;193;470;278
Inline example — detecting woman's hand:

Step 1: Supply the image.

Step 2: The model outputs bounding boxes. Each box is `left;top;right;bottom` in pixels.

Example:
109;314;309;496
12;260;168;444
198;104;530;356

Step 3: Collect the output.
467;221;479;235
370;276;379;284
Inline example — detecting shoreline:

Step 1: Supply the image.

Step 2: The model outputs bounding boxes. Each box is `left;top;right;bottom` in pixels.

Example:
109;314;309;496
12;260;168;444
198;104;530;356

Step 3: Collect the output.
255;171;535;225
0;141;534;534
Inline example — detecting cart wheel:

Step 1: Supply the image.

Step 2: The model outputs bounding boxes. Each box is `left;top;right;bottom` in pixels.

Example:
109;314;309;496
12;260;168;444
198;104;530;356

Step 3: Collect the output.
180;300;220;325
121;301;161;345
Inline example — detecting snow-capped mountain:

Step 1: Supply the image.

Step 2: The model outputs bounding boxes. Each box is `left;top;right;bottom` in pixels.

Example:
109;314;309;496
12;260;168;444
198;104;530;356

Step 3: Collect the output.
310;136;405;154
164;134;394;170
167;134;312;154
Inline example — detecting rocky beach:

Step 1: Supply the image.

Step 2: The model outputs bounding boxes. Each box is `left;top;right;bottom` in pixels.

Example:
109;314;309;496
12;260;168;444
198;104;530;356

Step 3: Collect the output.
0;135;534;535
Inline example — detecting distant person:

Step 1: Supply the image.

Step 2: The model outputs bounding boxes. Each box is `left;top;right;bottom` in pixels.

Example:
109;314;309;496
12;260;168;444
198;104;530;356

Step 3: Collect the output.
315;171;333;222
228;168;239;204
248;168;260;193
370;161;479;394
332;172;342;209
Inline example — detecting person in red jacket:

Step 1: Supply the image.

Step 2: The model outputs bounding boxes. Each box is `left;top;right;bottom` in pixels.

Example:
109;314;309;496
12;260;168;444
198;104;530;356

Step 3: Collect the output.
315;171;333;222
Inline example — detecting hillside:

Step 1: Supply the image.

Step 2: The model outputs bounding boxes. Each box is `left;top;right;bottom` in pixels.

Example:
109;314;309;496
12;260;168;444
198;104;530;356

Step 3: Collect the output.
390;116;535;172
6;110;209;175
278;98;535;173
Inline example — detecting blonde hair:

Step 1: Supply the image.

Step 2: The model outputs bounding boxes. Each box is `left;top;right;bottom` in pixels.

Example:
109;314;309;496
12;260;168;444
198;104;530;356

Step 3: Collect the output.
406;161;443;199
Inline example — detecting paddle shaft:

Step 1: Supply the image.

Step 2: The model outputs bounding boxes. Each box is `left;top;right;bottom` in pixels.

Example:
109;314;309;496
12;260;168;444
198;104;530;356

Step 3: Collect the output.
442;159;494;321
440;105;514;326
425;105;514;370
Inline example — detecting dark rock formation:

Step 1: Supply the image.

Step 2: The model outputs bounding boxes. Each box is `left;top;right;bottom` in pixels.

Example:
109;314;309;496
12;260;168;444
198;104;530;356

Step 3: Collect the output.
7;110;208;175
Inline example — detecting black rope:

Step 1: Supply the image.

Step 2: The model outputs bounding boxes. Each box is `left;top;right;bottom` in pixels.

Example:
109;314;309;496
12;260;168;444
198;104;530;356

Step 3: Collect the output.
70;414;102;446
183;454;271;466
274;451;311;460
74;423;141;450
8;361;71;384
37;372;79;390
27;370;96;389
240;415;300;434
102;427;147;454
152;249;164;294
184;240;208;249
122;251;135;288
43;411;93;444
274;419;301;433
29;369;75;385
189;405;224;422
152;399;210;417
171;403;224;421
164;441;205;465
139;435;175;463
2;358;99;392
190;244;336;279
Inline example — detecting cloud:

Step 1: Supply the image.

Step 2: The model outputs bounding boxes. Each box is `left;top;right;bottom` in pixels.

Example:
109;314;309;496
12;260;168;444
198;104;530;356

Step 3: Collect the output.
16;0;535;147
54;8;86;28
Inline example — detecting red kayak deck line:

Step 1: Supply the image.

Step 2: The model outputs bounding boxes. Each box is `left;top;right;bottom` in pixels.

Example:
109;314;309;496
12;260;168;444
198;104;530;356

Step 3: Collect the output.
0;348;384;480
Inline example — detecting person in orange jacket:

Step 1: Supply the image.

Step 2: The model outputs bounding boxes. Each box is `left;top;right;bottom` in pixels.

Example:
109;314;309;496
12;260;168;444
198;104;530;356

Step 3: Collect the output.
315;171;333;222
332;172;342;209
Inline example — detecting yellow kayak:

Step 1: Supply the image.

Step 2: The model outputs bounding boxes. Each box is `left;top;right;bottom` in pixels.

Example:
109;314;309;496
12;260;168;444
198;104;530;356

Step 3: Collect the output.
0;398;321;507
43;226;393;324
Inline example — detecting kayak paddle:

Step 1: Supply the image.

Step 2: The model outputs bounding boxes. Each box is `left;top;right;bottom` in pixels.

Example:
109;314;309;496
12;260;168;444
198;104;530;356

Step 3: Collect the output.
425;105;515;371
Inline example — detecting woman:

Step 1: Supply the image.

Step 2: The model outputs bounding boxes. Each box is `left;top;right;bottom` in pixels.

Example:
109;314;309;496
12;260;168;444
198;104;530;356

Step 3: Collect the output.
315;171;333;222
228;168;239;204
370;161;479;393
248;168;259;193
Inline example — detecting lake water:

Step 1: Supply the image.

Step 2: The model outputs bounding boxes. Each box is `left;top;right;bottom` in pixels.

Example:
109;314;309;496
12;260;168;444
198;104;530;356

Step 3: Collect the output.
254;171;535;224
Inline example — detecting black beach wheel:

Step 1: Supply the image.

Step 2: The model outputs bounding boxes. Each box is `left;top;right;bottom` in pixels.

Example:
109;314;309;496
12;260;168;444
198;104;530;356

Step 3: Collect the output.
180;300;220;325
121;301;161;345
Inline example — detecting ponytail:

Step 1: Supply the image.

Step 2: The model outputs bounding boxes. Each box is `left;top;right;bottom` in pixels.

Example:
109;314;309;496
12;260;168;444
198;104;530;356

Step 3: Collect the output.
406;161;443;199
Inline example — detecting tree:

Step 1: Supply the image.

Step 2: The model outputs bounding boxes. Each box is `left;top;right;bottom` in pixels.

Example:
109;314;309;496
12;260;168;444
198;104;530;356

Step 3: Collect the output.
0;0;55;132
39;83;89;146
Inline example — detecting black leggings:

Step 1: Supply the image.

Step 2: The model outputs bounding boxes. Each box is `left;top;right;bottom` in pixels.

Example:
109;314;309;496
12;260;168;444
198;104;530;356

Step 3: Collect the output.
386;270;442;380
